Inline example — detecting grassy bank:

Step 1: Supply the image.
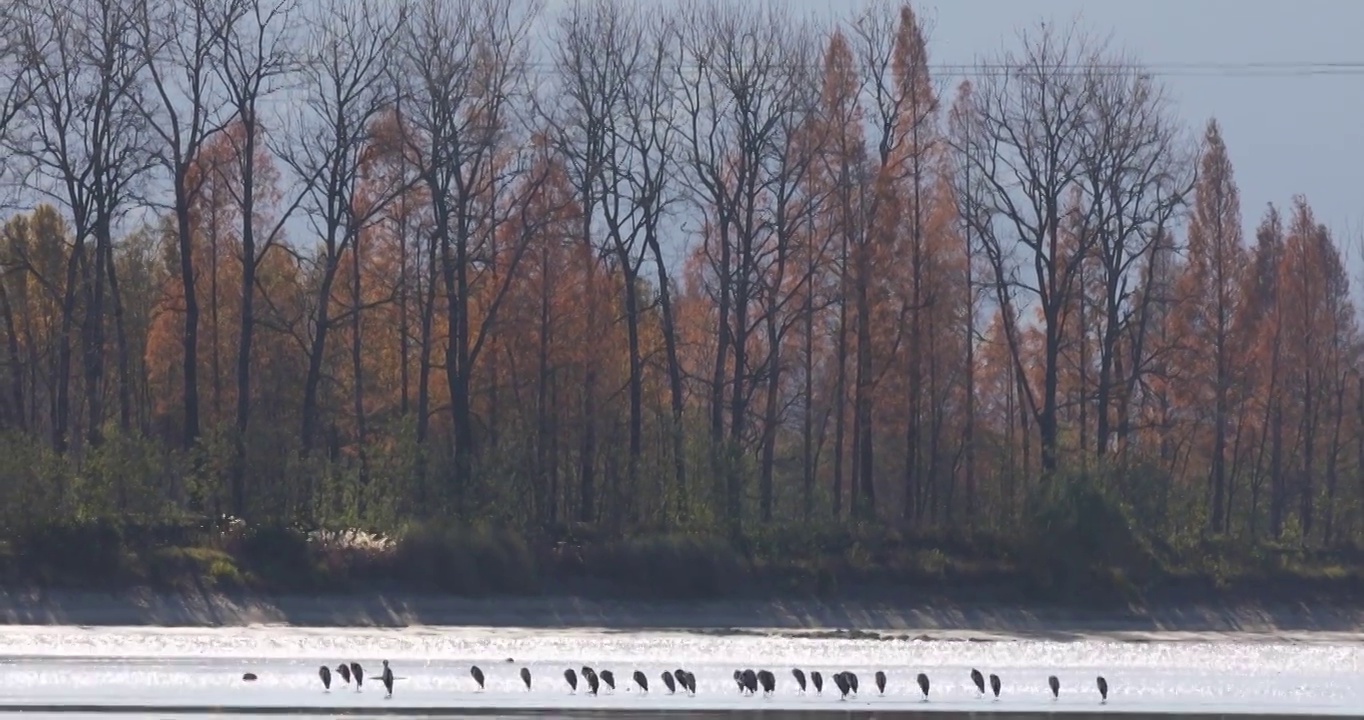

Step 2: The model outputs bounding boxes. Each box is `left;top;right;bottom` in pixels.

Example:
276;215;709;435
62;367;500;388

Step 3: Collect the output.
5;516;1364;608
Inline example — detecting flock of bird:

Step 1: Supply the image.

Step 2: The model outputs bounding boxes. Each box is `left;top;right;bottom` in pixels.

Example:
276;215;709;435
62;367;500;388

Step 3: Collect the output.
305;661;1112;704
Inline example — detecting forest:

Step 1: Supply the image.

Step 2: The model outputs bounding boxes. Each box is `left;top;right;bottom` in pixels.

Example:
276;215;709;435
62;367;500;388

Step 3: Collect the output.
0;0;1358;599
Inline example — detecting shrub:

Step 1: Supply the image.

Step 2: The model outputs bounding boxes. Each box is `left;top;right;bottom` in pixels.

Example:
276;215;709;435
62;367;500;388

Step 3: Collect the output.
580;534;742;599
389;523;538;595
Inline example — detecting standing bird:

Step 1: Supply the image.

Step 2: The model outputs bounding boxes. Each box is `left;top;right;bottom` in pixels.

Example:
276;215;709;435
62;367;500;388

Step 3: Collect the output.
757;669;775;696
674;669;691;694
1048;675;1060;699
811;671;824;695
600;669;616;692
989;673;1001;699
832;671;850;699
970;668;985;696
337;664;351;686
633;670;649;693
916;672;930;701
520;667;532;691
662;671;676;694
471;665;485;691
741;669;758;695
350;662;364;692
564;668;578;693
684;671;697;695
1097;676;1108;703
875;670;887;695
845;671;859;695
584;668;600;696
318;665;332;691
381;661;394;699
733;670;745;693
791;668;807;693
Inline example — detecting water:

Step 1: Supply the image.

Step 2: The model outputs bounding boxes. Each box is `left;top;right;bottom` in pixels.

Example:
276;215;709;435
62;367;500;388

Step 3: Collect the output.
0;625;1355;716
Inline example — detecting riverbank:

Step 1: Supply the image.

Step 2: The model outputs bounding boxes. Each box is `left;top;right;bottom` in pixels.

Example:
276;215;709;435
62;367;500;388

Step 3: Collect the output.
2;588;1364;640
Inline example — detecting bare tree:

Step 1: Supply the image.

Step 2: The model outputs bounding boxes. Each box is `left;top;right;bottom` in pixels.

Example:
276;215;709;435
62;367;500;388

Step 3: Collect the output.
138;0;244;448
17;0;153;452
953;21;1101;475
285;0;405;461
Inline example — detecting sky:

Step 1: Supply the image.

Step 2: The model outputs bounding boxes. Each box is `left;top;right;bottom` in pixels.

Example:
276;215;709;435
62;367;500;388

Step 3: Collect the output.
541;0;1364;281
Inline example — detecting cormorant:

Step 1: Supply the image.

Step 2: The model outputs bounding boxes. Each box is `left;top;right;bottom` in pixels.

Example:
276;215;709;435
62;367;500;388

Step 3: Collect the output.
811;670;823;694
916;672;929;701
381;660;394;698
564;668;578;693
989;673;1001;699
520;667;531;691
845;671;859;695
684;670;697;694
318;665;331;691
471;665;485;690
351;662;364;692
633;670;649;692
757;669;775;696
337;664;351;685
875;670;887;695
1048;675;1060;699
733;670;744;693
661;671;675;693
741;669;757;695
832;671;850;699
584;668;600;695
675;668;692;694
1097;675;1108;703
971;668;985;696
600;669;616;692
792;668;807;693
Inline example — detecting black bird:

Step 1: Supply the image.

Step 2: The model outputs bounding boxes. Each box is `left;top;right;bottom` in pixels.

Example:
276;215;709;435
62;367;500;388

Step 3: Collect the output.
662;671;676;694
989;673;1001;699
674;668;691;694
1097;675;1108;703
584;668;600;695
741;669;758;695
916;672;929;701
971;668;985;696
520;667;532;691
381;660;394;698
600;669;616;692
564;668;578;693
633;670;649;693
471;665;485;691
242;673;257;681
792;668;807;693
684;670;697;694
811;671;824;695
1048;675;1060;699
319;665;332;691
351;662;364;692
757;669;775;696
733;670;745;693
832;671;850;699
337;664;351;685
875;670;887;695
846;671;859;695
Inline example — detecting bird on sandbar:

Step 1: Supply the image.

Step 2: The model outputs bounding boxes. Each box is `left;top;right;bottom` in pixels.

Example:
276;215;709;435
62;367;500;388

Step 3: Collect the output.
791;668;807;693
633;670;649;693
757;669;775;696
875;670;887;695
832;671;850;699
600;669;616;692
318;665;331;691
970;668;985;696
337;663;351;686
520;667;532;691
845;671;859;695
662;671;676;694
381;660;394;698
564;668;578;693
989;673;1001;699
1097;675;1108;703
916;672;929;701
351;662;364;692
471;665;485;691
811;670;824;694
1048;675;1060;699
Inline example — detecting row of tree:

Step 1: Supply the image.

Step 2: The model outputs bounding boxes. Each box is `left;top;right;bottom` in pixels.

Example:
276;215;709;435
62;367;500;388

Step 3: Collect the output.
0;0;1357;547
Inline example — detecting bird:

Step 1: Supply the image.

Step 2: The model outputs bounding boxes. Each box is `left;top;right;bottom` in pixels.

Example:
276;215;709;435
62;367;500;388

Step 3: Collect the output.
989;673;1001;699
832;671;850;699
683;670;697;694
633;670;649;693
757;669;775;696
1048;675;1060;699
564;668;578;693
584;668;600;695
916;672;929;700
1097;675;1108;703
318;665;331;691
811;670;824;694
242;672;257;681
600;669;616;692
381;660;394;698
662;671;676;694
337;664;351;685
741;669;758;695
520;667;532;691
792;668;807;693
971;668;985;696
351;662;364;692
845;671;859;695
674;668;692;694
471;665;485;691
876;670;887;695
733;670;745;693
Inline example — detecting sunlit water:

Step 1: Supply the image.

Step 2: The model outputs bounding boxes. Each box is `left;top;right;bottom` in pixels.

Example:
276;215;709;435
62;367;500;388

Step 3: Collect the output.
0;626;1357;715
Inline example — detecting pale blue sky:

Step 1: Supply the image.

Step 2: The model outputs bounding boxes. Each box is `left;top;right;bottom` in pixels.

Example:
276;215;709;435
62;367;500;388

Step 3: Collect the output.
541;0;1364;273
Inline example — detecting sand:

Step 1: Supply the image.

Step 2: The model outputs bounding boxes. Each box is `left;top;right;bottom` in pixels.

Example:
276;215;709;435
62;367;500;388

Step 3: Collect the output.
0;589;1361;642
